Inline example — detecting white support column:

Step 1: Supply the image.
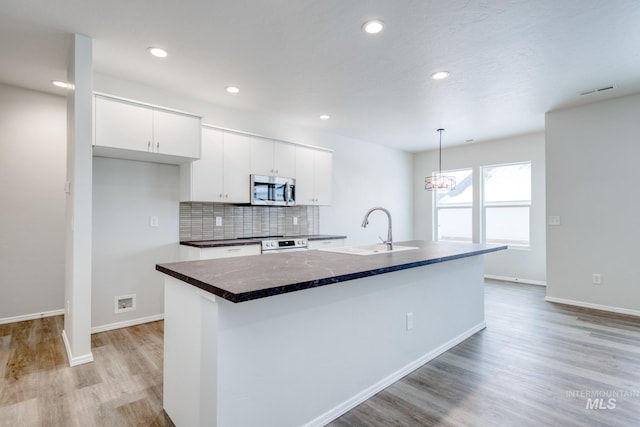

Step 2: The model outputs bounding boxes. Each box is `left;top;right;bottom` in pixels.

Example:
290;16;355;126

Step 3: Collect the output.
62;33;94;366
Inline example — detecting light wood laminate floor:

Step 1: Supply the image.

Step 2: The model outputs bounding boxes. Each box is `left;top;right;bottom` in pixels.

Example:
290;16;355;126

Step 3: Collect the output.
329;282;640;426
1;281;639;426
0;319;170;426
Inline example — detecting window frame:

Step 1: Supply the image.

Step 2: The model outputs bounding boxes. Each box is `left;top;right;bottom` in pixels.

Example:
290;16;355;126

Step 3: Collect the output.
432;168;473;243
480;161;532;249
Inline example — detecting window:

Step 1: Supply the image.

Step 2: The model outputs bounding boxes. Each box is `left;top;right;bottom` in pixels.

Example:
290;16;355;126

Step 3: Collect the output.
482;162;531;247
434;169;473;242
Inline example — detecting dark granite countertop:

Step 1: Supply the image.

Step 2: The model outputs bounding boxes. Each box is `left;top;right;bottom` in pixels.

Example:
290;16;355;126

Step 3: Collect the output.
157;240;506;303
180;234;347;248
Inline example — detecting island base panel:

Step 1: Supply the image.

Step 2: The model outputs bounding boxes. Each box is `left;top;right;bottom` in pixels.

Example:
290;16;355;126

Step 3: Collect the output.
163;255;485;426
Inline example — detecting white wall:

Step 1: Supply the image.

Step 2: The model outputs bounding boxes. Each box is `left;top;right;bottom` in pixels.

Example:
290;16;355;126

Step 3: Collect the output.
413;132;546;283
92;157;179;329
546;94;640;314
0;83;66;322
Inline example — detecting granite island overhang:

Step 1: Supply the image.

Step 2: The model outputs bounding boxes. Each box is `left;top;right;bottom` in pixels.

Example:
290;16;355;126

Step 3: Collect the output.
156;240;506;427
156;240;506;303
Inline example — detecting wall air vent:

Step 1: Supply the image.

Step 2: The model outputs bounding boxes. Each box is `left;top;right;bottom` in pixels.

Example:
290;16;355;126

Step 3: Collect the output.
580;84;617;96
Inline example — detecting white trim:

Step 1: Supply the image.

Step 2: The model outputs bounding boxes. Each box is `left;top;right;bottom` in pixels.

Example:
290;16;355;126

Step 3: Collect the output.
544;296;640;318
303;321;487;427
484;274;546;287
0;309;65;325
61;329;94;367
201;123;333;153
91;314;164;334
93;91;200;117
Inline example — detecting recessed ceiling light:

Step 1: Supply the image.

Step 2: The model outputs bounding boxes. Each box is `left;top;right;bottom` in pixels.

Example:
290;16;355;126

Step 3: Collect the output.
51;80;70;89
362;20;384;34
319;114;330;120
226;86;240;94
431;71;450;80
147;47;168;58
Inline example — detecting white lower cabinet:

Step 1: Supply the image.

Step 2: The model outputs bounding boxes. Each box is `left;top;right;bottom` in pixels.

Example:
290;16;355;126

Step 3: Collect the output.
180;244;261;261
308;238;345;250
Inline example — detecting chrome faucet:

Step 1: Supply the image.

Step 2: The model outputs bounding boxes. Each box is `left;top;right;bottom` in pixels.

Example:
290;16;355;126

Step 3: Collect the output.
361;206;393;250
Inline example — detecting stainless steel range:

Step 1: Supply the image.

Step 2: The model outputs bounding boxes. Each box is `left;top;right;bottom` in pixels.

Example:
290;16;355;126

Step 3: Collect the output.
261;237;308;253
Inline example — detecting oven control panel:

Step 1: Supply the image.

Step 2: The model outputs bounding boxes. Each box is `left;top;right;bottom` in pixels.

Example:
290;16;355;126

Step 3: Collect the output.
261;238;308;252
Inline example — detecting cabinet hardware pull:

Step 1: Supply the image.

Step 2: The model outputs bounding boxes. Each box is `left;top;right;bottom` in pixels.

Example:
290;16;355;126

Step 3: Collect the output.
148;141;151;151
228;248;241;252
157;142;160;151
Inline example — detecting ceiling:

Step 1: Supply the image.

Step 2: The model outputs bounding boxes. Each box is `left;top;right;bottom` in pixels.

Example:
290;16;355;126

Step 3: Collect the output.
1;0;640;152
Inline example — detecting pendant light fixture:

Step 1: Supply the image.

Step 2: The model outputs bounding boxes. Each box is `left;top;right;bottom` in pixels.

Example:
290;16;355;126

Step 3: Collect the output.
425;128;456;191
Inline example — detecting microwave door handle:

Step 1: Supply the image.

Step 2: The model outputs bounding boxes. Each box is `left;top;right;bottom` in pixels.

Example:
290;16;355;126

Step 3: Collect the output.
268;183;275;202
286;184;293;204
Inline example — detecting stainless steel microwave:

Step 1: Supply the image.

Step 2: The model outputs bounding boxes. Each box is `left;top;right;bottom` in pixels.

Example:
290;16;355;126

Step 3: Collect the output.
250;175;296;206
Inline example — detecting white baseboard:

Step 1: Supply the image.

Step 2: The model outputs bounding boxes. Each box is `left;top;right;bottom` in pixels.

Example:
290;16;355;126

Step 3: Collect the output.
61;329;94;367
544;296;640;318
484;274;547;287
91;314;164;334
303;321;487;427
0;308;65;325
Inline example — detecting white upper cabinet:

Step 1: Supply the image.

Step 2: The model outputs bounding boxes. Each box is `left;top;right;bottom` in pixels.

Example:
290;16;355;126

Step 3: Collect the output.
188;127;224;202
181;128;251;203
222;132;251;203
274;142;296;178
94;95;153;152
250;139;296;178
250;138;273;176
94;94;201;165
153;108;201;159
295;146;332;205
313;150;333;205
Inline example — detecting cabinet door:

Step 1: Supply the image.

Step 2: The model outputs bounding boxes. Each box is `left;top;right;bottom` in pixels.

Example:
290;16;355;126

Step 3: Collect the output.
250;138;274;176
294;146;316;205
190;128;224;201
199;245;261;259
223;132;251;203
273;142;296;178
153;109;201;159
313;150;333;205
308;238;344;250
94;96;152;152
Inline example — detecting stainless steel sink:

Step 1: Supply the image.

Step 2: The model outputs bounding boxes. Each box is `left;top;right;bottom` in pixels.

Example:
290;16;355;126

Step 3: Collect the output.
319;244;419;256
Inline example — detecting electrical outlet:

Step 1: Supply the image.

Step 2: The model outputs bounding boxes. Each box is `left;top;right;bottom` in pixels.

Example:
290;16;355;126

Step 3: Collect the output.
293;216;298;225
215;216;222;226
592;273;602;285
548;216;561;226
149;216;159;227
406;312;414;331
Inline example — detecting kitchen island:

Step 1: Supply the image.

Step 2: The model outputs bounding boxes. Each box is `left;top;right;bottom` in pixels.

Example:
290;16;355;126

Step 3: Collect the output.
156;240;506;427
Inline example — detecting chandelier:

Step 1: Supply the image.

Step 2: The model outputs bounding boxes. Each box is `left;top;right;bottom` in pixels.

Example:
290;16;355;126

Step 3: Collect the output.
425;128;456;191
